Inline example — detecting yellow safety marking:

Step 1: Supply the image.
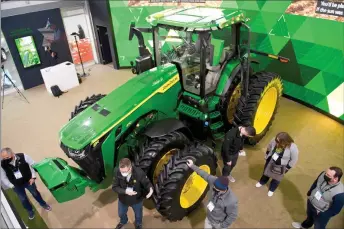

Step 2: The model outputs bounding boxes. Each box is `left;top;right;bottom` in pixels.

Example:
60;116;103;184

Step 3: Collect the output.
268;54;278;59
90;74;180;145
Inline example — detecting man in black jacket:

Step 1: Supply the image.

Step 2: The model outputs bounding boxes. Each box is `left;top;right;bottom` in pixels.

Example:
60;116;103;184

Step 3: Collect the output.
1;147;51;220
112;158;153;229
221;126;256;182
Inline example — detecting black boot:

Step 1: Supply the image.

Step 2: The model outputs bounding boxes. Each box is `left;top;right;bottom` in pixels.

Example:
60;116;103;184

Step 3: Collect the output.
115;223;125;229
135;224;142;229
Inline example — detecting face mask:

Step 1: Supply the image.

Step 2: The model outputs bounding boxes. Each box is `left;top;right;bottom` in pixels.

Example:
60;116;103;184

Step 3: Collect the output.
213;188;220;195
121;172;129;177
324;174;331;183
1;157;13;165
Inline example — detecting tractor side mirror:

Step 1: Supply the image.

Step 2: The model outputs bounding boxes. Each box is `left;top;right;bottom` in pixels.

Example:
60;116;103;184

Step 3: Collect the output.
129;21;136;41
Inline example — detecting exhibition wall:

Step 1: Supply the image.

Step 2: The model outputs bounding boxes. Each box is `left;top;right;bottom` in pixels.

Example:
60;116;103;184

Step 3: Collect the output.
108;0;344;122
2;8;73;90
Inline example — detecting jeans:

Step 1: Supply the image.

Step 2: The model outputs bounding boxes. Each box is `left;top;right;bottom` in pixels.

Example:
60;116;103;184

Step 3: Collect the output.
118;200;143;226
258;157;289;192
222;153;239;176
301;200;330;229
13;182;47;213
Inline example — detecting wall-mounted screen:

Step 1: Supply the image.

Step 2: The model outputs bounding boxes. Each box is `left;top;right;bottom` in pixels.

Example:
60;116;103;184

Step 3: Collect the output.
14;36;41;68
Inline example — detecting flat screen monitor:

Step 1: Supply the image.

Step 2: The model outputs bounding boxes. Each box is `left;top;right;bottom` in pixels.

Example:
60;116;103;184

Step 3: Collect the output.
14;36;41;68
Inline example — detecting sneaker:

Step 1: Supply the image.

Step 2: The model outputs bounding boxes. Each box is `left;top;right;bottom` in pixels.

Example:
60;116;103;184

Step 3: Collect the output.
292;222;303;228
135;224;142;229
255;182;262;188
115;223;125;229
228;175;236;183
268;191;274;197
43;204;52;211
239;151;246;157
28;211;35;220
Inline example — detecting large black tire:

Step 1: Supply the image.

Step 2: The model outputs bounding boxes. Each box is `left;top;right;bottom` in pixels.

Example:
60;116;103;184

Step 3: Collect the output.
155;143;217;221
70;94;106;120
221;75;241;128
136;131;189;184
234;71;283;145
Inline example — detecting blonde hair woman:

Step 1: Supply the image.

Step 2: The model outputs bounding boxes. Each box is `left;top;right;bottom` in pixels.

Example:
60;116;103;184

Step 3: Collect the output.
255;132;299;197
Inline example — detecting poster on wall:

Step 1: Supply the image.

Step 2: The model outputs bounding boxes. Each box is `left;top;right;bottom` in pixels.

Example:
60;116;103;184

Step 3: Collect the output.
285;0;344;21
14;36;41;68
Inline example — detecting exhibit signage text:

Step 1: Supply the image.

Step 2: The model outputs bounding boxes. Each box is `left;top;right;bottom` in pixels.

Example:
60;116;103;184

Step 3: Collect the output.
316;0;344;17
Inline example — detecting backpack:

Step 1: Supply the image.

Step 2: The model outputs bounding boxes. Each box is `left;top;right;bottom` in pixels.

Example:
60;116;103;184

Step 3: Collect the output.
50;85;64;97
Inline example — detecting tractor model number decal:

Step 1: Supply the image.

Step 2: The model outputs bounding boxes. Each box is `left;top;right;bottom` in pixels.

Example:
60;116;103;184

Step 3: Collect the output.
158;74;180;93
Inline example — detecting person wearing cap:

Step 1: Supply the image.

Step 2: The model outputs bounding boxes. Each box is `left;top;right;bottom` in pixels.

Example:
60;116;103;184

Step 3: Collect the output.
187;159;238;229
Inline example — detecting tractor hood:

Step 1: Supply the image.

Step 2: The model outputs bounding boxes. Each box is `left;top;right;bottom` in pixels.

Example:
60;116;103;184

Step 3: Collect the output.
59;64;179;150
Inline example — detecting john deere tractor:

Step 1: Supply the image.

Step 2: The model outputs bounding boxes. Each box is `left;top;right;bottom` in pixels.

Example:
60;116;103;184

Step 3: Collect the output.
34;7;288;221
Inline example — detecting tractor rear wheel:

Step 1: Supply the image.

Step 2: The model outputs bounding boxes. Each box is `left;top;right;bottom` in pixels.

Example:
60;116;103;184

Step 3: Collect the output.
222;75;241;127
70;94;106;120
234;71;283;145
136;131;189;184
155;143;217;221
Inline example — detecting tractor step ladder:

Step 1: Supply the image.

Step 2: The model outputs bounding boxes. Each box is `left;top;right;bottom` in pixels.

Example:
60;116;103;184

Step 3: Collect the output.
209;111;225;140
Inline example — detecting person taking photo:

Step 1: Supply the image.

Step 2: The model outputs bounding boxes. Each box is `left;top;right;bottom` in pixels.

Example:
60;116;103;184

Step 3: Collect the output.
187;159;238;229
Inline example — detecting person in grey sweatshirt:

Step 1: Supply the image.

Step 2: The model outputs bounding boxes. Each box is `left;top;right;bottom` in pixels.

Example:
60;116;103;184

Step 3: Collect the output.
187;159;238;229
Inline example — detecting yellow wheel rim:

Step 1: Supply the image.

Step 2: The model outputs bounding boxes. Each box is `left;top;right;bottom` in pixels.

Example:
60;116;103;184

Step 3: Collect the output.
227;83;241;124
254;87;278;135
153;149;178;184
180;165;210;209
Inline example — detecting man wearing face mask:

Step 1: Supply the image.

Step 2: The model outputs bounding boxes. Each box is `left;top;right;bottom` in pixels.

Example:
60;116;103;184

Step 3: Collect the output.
292;166;344;229
0;147;51;220
221;125;256;182
187;159;238;229
112;158;153;229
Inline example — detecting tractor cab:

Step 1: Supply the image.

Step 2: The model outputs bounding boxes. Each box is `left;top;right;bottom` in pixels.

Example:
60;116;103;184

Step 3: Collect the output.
130;7;249;98
130;6;289;141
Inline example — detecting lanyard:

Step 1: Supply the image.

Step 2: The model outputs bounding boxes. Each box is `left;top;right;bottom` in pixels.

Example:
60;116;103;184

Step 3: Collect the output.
320;181;338;193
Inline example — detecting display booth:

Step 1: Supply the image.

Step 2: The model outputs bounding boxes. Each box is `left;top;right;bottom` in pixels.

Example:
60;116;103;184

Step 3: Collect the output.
108;0;344;122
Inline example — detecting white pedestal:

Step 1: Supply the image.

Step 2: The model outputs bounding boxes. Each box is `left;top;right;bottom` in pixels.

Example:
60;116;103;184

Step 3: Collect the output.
40;61;79;95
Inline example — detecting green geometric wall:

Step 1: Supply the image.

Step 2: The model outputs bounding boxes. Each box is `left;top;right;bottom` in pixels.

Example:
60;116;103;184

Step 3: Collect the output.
109;0;344;121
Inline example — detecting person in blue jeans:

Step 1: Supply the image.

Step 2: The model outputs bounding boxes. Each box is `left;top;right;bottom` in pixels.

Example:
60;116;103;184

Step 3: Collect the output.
1;147;51;220
112;158;153;229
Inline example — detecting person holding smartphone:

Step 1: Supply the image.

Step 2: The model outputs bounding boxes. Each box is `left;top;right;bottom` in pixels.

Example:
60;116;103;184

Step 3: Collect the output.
112;158;153;229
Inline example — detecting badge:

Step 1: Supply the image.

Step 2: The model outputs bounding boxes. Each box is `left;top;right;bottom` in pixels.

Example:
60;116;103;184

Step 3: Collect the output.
272;153;279;161
207;201;215;212
315;191;322;201
14;171;23;179
134;180;136;183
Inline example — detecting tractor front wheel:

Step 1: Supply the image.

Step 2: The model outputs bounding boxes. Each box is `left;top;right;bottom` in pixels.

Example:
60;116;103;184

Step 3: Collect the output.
155;143;217;221
234;71;283;145
70;94;106;120
136;131;189;184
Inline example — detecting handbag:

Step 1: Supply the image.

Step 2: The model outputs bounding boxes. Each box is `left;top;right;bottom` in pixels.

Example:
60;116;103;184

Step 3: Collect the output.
263;159;286;181
271;162;285;175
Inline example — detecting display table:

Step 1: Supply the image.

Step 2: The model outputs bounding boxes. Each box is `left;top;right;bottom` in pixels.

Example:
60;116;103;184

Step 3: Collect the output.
40;61;79;95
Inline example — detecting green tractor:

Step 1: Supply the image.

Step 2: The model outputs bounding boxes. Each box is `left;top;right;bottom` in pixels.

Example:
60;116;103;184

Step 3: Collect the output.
34;7;288;221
